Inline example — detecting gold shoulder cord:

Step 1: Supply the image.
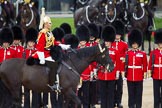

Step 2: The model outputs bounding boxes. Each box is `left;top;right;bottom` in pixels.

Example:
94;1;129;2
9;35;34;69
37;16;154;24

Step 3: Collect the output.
37;29;55;48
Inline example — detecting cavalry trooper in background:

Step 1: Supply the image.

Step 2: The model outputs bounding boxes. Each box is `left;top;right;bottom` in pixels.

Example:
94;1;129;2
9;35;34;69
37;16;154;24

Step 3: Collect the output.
0;27;16;63
0;0;15;25
10;25;24;58
122;29;147;108
87;23;99;108
112;20;128;108
50;27;65;108
148;28;162;108
60;22;72;35
98;25;120;108
23;27;38;108
139;0;155;30
76;24;92;108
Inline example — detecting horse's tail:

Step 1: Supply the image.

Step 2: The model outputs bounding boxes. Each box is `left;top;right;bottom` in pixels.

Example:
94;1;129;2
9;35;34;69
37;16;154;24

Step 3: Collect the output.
0;79;13;107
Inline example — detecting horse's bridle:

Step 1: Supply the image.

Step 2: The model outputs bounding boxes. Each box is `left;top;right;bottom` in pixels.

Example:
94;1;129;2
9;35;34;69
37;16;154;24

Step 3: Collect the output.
132;5;145;20
21;4;34;27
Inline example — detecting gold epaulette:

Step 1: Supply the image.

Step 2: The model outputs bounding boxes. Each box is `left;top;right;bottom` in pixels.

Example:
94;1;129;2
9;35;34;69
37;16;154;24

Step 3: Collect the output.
37;29;48;40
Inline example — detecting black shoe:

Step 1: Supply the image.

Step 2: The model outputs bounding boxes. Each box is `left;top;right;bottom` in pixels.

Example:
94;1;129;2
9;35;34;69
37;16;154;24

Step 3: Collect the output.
117;103;123;108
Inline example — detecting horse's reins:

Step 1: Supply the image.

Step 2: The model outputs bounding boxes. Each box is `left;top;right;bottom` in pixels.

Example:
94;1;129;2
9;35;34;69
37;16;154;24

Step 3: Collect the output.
61;60;80;77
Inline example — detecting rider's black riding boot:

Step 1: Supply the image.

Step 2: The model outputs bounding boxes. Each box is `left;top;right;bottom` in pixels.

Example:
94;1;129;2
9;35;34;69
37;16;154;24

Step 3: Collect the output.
46;61;59;91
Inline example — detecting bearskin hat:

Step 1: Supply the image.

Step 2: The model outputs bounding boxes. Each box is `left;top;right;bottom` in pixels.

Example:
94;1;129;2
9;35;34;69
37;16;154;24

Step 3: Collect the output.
128;28;143;47
0;27;13;44
11;25;24;40
154;28;162;44
87;23;99;39
52;27;65;42
112;20;125;36
25;28;38;43
101;25;116;42
60;23;72;34
63;34;79;49
76;24;90;42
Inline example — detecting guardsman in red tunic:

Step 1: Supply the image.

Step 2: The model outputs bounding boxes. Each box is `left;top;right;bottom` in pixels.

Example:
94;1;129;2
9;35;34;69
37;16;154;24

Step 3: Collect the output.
148;29;162;108
112;20;128;108
98;25;120;108
10;25;24;58
23;27;38;108
122;29;147;108
76;24;92;108
0;27;16;63
87;23;99;107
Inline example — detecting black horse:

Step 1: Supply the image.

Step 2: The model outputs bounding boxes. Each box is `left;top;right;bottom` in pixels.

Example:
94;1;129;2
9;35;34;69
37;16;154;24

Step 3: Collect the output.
126;0;152;53
0;0;16;28
0;43;114;108
74;0;117;27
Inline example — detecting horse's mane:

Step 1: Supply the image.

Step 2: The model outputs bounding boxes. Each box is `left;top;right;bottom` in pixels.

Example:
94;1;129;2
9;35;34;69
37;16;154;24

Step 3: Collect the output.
76;45;98;58
61;45;98;62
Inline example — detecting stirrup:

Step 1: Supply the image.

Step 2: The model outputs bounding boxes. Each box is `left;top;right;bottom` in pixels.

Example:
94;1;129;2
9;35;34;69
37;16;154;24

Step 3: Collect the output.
47;84;62;92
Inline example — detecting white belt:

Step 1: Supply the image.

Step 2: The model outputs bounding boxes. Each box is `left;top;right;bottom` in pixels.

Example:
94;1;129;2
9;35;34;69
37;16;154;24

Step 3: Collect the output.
120;57;124;60
154;64;162;67
128;66;142;69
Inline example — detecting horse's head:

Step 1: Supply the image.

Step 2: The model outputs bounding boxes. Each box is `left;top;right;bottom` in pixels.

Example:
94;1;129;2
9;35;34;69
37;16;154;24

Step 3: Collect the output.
0;4;7;28
95;42;114;72
98;0;116;23
19;3;35;30
127;0;139;13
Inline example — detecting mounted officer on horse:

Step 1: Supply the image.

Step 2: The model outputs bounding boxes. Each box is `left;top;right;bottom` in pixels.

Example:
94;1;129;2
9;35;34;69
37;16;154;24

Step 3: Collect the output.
0;0;15;27
28;15;71;91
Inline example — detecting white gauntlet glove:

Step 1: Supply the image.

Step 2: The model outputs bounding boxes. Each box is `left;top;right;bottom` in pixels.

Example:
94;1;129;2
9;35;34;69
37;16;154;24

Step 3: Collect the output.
37;51;45;64
59;44;71;50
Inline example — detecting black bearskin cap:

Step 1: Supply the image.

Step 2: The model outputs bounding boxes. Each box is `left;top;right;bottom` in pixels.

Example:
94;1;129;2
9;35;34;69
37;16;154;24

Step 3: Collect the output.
76;24;90;42
112;20;125;36
154;28;162;44
11;25;24;40
87;23;99;38
102;25;116;42
0;27;13;44
128;28;143;47
63;34;79;49
52;27;65;42
26;28;38;43
60;23;72;34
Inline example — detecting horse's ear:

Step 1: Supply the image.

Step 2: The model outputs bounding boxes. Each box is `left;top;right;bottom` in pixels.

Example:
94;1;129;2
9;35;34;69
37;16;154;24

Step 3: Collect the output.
50;46;63;62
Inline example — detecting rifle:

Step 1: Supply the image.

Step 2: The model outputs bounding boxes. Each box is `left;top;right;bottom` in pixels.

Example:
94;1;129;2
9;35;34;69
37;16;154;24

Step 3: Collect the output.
151;53;155;77
125;53;128;77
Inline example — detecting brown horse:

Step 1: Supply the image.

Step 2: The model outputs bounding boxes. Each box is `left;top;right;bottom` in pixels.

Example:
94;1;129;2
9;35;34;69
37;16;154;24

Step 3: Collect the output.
0;43;114;108
17;3;39;34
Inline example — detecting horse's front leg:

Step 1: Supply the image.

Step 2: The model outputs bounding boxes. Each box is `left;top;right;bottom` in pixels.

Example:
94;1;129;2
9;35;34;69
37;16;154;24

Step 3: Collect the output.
63;88;81;108
10;84;22;108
